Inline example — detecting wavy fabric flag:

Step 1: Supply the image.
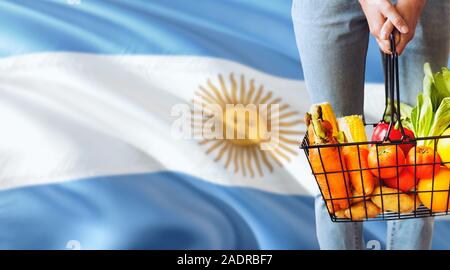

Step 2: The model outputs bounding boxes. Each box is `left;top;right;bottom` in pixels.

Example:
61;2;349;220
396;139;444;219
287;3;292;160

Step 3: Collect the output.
0;0;449;249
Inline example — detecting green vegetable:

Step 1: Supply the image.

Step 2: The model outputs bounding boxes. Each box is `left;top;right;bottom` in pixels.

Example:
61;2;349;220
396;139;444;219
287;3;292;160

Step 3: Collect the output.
383;100;413;130
423;63;450;111
411;64;450;146
417;93;433;138
429;98;450;140
433;65;450;103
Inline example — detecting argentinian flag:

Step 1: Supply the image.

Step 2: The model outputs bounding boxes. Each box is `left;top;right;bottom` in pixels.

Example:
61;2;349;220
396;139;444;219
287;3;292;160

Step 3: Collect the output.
0;0;449;249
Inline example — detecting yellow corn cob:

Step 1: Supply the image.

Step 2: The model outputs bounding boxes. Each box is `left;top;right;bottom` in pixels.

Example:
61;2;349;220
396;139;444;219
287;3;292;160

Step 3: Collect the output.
313;102;339;137
337;115;367;146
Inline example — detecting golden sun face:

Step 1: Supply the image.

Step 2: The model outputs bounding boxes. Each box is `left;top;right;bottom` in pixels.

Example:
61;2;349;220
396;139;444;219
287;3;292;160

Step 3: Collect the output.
192;73;304;177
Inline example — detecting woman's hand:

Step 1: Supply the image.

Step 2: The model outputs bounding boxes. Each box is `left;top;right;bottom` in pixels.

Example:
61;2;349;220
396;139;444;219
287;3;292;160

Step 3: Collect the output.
359;0;409;54
379;0;426;55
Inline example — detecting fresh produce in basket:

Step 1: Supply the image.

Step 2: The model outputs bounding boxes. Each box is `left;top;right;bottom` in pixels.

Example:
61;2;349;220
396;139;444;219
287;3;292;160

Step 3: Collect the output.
371;186;420;213
302;63;450;221
317;102;340;137
342;147;375;196
338;115;375;196
383;169;418;192
411;64;450;147
334;209;346;219
406;146;441;179
351;189;374;204
437;128;450;168
372;122;414;154
417;167;450;212
338;115;368;147
368;145;405;179
305;104;351;212
383;101;414;131
344;201;381;221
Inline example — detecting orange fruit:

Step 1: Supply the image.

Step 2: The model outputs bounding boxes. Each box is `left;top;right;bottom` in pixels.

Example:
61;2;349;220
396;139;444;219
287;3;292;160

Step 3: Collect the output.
406;146;441;179
368;145;405;179
417;167;450;212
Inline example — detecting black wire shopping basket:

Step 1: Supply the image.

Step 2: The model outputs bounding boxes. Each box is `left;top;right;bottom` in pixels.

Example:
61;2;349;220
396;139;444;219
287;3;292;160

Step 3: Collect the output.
301;35;450;222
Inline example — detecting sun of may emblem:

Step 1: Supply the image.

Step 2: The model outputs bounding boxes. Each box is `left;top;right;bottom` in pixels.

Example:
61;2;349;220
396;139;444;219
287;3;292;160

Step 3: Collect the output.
191;73;304;177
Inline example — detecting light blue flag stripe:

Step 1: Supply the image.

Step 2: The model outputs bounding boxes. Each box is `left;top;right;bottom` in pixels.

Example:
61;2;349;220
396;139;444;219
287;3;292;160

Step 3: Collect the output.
0;172;318;249
2;172;450;249
0;0;389;82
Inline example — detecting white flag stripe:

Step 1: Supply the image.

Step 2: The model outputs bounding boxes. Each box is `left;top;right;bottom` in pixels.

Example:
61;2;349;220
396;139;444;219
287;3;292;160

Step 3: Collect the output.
0;53;385;195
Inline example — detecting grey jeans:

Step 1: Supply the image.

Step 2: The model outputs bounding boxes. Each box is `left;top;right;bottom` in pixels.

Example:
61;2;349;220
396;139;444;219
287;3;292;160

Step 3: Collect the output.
292;0;450;249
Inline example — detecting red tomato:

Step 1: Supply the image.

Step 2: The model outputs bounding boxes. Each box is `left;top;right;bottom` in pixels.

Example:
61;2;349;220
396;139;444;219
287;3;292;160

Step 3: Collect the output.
368;144;405;179
383;169;418;192
406;146;441;179
372;122;415;154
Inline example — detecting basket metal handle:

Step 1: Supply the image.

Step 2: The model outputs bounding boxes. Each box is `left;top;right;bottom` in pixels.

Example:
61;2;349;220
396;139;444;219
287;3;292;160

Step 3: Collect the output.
379;33;411;142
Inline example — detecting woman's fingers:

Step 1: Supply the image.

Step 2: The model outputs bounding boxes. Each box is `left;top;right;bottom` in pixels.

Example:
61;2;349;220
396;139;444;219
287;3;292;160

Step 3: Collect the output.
379;21;402;53
379;0;409;34
394;31;401;45
395;35;410;55
360;0;410;54
376;37;391;54
380;20;394;40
